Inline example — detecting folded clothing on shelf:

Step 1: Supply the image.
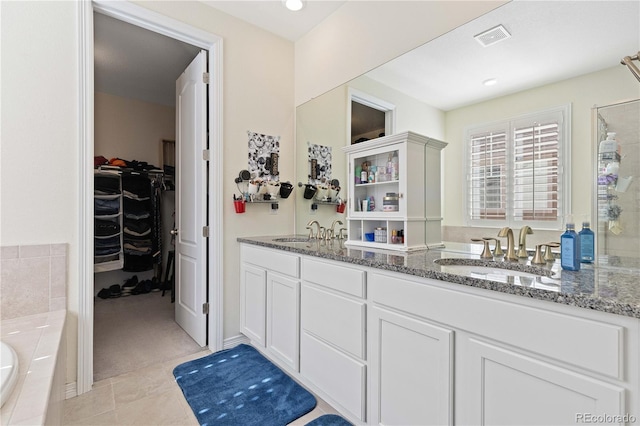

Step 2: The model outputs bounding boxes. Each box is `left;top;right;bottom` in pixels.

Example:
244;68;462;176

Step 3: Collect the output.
95;198;120;215
95;175;120;195
95;218;120;236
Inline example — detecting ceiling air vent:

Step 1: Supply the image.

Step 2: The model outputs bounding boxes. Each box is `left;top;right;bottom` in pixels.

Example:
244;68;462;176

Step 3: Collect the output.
474;24;511;47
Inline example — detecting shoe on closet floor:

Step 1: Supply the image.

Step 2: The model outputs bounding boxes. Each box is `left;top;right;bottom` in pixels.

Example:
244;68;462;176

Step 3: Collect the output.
97;288;111;299
150;277;161;292
109;284;122;298
122;275;138;289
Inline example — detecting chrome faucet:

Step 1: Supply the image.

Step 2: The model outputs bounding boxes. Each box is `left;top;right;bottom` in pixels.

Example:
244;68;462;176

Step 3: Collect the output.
497;227;518;261
517;226;533;258
306;220;321;239
328;220;344;240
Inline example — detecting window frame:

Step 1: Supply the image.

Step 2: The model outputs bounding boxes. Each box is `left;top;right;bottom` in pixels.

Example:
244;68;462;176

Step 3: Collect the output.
463;104;571;231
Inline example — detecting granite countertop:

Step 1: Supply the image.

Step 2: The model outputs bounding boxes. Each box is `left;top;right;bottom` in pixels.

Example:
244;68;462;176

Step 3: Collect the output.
238;235;640;319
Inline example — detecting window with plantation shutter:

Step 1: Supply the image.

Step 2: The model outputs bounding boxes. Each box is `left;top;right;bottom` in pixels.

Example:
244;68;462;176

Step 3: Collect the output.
464;105;570;230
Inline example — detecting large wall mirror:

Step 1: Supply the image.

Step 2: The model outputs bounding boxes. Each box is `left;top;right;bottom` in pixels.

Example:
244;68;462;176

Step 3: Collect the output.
295;0;640;261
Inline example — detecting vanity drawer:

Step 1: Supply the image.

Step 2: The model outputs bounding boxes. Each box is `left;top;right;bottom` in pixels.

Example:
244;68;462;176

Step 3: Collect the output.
301;283;365;359
302;257;365;297
241;244;299;278
300;332;366;422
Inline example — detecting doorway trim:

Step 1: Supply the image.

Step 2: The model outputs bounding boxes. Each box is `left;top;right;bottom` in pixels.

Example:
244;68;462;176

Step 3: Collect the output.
78;0;224;395
347;87;396;145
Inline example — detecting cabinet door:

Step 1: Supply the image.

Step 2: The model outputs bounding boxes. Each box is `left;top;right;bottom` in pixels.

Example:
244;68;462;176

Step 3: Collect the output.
240;263;267;346
459;337;625;426
267;272;300;371
369;307;454;426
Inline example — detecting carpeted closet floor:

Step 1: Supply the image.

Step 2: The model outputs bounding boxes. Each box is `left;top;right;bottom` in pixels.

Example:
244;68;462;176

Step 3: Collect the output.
94;291;203;382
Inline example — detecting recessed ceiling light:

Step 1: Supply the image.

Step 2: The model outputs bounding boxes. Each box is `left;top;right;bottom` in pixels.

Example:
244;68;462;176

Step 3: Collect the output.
283;0;304;11
483;78;498;86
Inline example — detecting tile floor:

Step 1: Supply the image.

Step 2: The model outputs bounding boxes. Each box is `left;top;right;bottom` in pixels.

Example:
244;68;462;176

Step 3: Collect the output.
63;349;341;425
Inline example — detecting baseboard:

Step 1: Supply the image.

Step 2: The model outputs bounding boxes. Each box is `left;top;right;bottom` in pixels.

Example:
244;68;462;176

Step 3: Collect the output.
223;334;249;349
65;382;77;400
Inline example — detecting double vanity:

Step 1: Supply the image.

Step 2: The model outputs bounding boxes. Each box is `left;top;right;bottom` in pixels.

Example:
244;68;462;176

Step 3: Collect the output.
239;235;640;425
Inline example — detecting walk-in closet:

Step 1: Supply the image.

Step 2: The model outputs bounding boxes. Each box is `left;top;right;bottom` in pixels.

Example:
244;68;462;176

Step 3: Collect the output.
93;12;203;381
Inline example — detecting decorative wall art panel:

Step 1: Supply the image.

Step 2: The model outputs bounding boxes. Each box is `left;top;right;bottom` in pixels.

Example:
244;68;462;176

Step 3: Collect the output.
248;131;280;181
308;142;332;184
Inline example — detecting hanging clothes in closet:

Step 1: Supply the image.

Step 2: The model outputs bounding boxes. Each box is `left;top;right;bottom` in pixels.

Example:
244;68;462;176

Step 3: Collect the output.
121;172;162;272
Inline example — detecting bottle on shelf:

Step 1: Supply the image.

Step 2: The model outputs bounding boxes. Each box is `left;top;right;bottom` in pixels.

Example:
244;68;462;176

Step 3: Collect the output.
599;132;618;154
561;218;581;271
579;220;594;263
391;151;399;180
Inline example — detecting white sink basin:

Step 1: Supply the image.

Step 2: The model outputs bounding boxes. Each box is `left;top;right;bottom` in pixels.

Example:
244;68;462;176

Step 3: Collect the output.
433;258;559;290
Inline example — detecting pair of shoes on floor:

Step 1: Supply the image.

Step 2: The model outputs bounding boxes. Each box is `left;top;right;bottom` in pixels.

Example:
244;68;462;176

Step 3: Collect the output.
97;284;122;299
131;279;153;295
121;275;138;296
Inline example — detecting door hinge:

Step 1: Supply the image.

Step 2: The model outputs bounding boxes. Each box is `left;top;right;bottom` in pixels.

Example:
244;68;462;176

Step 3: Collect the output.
203;72;210;84
202;149;210;161
202;302;209;315
202;226;210;238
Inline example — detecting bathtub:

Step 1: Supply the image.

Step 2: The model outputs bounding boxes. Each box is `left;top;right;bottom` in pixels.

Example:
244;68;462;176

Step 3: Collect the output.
0;341;19;408
0;310;66;425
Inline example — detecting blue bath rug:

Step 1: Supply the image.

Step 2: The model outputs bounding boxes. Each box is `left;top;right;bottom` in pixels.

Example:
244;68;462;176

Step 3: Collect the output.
305;414;353;426
173;344;316;425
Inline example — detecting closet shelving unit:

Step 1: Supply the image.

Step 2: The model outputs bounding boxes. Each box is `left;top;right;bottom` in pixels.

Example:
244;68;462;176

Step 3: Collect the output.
94;166;165;274
94;170;124;272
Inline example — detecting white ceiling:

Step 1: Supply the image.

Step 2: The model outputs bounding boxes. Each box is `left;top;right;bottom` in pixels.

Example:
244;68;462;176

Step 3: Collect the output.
366;0;640;111
93;0;640;110
201;0;347;42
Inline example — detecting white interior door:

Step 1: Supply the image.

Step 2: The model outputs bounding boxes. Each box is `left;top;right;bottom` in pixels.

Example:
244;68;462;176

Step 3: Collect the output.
175;50;207;346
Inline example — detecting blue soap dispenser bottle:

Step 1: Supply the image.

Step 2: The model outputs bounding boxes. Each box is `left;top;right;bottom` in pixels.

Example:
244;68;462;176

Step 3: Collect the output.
561;217;581;271
579;219;594;263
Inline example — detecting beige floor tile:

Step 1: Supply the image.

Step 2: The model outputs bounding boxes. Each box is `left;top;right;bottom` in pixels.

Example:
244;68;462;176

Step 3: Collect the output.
111;365;176;406
288;406;326;425
114;387;197;426
63;409;118;426
63;383;114;424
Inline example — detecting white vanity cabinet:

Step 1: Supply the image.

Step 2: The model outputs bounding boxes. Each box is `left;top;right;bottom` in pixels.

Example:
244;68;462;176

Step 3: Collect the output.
240;244;300;371
368;270;637;426
239;242;640;425
342;131;447;251
300;257;368;422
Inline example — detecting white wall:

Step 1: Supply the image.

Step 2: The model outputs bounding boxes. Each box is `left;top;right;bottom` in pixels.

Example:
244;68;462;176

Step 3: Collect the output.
132;1;296;344
443;66;640;229
94;91;175;167
294;0;507;106
349;75;445;140
1;0;295;387
1;0;80;386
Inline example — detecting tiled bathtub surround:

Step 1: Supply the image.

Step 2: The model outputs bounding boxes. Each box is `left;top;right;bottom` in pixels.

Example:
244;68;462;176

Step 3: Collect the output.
0;310;67;425
1;244;67;320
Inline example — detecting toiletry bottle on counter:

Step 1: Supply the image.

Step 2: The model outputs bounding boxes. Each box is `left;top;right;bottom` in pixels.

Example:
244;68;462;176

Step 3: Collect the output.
579;221;594;263
561;221;580;271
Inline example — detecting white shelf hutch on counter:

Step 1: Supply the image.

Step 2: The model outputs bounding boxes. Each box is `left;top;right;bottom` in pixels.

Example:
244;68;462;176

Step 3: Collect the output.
342;131;447;251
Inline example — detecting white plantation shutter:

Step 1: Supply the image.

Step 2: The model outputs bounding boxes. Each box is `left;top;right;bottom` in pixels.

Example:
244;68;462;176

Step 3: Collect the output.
468;130;507;220
465;106;568;230
512;120;560;222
